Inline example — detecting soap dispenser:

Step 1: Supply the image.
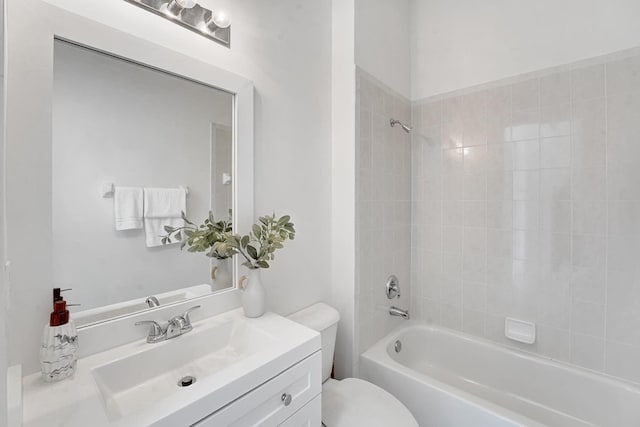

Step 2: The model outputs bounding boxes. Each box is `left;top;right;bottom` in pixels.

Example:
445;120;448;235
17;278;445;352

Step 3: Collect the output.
40;288;79;382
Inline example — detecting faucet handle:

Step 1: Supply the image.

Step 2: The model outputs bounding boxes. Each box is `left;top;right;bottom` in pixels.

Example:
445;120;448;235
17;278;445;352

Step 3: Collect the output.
135;320;165;343
181;305;201;330
146;296;160;308
385;275;401;299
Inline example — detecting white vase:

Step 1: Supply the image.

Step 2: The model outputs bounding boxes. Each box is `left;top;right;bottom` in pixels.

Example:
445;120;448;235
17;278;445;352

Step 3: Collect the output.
241;269;265;318
211;258;232;291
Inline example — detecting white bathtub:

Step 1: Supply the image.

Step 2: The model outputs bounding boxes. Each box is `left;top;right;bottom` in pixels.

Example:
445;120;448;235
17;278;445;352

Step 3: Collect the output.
360;323;640;427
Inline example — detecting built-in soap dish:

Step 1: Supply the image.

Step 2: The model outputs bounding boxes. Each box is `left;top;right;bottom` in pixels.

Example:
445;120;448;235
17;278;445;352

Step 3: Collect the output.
504;318;536;344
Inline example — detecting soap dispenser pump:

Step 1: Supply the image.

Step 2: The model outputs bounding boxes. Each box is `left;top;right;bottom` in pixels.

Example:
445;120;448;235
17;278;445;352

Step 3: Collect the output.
40;288;79;382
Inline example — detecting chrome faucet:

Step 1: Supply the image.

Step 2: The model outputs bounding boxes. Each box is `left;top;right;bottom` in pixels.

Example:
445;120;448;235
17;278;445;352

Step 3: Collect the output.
135;305;200;343
146;296;160;307
389;306;410;319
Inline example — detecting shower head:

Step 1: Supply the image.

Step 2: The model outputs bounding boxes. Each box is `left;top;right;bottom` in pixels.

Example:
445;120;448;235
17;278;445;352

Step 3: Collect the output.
390;118;412;133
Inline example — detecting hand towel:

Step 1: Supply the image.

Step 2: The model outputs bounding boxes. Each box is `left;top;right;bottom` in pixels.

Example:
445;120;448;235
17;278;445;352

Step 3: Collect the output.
143;188;187;247
114;187;144;231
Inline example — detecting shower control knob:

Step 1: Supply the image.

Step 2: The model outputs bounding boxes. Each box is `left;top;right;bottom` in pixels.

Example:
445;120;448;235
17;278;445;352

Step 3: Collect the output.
281;393;292;406
385;275;400;299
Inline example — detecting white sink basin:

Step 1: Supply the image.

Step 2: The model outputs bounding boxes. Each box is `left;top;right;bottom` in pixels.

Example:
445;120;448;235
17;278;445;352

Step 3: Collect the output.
92;317;276;420
21;309;320;427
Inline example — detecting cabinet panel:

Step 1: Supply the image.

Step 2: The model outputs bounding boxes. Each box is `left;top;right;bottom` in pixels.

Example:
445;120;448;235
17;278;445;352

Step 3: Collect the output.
279;394;321;427
193;351;321;427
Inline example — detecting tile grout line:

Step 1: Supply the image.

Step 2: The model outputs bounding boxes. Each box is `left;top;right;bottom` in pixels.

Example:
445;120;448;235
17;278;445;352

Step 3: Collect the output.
568;70;575;365
603;61;609;372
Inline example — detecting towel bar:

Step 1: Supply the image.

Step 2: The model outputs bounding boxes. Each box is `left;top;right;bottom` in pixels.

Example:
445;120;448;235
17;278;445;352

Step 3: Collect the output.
101;183;189;198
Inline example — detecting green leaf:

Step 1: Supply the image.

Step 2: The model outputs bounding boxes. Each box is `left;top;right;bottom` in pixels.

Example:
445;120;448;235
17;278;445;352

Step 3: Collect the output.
246;244;258;260
257;261;270;269
278;215;291;225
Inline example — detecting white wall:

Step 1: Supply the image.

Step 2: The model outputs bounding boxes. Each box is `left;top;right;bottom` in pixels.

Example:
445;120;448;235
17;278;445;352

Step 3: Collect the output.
0;0;7;420
7;0;332;374
411;0;640;99
53;41;232;310
355;0;411;99
0;14;7;426
330;0;356;379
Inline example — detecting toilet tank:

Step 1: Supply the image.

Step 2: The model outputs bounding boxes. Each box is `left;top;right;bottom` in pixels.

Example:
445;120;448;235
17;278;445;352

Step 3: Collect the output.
287;303;340;382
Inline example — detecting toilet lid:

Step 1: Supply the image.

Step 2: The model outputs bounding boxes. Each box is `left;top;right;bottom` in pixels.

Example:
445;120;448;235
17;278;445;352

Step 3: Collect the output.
322;378;418;427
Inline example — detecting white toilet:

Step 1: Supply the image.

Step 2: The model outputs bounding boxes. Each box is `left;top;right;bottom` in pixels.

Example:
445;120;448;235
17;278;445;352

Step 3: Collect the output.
288;303;418;427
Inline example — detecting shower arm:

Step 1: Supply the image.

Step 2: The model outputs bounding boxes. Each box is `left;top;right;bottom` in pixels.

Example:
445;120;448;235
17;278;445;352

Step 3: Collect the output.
390;118;413;133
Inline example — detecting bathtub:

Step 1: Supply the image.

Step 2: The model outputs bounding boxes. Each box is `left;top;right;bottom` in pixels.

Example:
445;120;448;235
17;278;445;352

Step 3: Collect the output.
360;323;640;427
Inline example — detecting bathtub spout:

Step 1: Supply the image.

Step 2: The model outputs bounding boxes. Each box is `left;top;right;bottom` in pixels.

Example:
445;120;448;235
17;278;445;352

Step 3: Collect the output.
389;306;410;319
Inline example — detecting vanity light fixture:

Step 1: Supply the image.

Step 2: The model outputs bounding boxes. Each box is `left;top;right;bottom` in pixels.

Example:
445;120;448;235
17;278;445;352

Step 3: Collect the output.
124;0;231;48
166;0;197;17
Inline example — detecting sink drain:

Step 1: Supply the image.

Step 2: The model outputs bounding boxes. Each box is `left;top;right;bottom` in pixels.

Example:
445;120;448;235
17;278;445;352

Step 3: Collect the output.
178;376;197;387
394;340;402;353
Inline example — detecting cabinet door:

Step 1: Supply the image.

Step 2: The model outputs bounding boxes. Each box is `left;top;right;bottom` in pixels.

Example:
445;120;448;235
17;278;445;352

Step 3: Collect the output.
279;394;321;427
193;351;321;427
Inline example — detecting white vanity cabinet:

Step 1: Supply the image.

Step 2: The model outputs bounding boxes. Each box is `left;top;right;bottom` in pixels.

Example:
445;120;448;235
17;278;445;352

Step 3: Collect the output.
278;395;321;427
21;311;322;427
192;351;322;427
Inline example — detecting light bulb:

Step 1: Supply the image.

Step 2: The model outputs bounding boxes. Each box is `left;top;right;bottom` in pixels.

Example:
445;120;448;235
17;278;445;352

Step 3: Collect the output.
166;0;196;16
210;10;231;29
175;0;197;8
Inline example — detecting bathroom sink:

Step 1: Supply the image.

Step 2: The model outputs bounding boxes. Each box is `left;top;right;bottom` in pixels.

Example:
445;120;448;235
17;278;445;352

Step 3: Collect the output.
91;317;277;420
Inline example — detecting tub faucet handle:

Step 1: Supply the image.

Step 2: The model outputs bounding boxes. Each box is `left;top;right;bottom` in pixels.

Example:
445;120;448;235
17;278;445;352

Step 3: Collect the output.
385;275;400;299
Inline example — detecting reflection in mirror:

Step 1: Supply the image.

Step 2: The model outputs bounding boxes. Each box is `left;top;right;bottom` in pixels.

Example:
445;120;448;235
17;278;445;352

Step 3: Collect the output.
52;40;235;327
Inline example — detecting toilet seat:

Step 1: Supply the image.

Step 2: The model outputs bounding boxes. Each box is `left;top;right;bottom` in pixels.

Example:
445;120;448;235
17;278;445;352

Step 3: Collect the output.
322;378;418;427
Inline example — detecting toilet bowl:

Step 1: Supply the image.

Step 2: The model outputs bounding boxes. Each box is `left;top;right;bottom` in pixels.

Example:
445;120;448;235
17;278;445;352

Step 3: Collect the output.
288;303;418;427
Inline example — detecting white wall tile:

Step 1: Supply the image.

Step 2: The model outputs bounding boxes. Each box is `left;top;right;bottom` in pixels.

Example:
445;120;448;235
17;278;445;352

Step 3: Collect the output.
512;79;540;111
540;104;571;138
409;52;640;384
463;308;486;336
513;139;540;170
606;55;640;96
571;333;604;371
511;109;540;141
540;200;571;233
605;341;640;383
513;170;540;200
540;72;570;106
486;200;513;229
540;136;570;168
513;200;539;230
463;201;486;227
540;168;571;201
572;64;605;101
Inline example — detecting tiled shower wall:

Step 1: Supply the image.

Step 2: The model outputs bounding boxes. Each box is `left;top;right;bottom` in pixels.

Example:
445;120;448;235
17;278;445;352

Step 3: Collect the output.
410;49;640;383
356;69;412;359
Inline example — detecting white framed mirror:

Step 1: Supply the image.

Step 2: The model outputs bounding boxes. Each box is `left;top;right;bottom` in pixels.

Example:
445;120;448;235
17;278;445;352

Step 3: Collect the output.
5;1;254;373
52;39;238;327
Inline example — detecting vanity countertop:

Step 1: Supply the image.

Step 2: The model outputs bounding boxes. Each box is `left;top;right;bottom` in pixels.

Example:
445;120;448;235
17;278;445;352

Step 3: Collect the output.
21;309;320;427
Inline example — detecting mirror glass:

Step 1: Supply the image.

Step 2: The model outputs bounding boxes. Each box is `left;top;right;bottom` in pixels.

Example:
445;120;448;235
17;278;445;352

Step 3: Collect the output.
52;40;235;326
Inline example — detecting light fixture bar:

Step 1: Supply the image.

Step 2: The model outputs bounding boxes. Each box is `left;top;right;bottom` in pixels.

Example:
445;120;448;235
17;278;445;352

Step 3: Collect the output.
124;0;231;48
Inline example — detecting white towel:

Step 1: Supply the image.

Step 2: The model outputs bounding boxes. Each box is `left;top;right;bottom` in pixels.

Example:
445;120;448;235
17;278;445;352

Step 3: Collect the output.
143;188;187;247
114;187;144;230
